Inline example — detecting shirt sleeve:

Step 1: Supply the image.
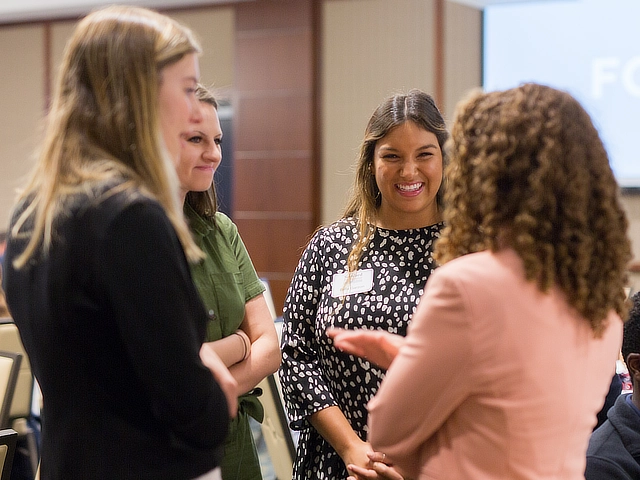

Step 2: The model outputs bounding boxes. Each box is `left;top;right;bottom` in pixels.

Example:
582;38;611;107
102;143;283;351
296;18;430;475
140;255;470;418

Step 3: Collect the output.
216;213;265;303
99;201;229;450
279;230;338;429
367;266;473;477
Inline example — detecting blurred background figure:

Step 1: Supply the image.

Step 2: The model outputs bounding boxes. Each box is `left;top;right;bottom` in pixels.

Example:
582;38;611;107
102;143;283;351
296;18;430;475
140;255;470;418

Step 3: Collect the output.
0;231;8;317
586;291;640;479
2;6;236;480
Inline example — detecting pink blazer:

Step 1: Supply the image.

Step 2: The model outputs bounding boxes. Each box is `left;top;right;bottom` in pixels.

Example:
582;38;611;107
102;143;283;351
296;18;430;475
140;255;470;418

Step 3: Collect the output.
368;249;622;479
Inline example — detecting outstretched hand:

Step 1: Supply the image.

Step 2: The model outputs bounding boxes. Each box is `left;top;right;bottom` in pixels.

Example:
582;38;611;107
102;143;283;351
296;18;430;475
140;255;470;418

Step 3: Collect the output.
326;328;404;370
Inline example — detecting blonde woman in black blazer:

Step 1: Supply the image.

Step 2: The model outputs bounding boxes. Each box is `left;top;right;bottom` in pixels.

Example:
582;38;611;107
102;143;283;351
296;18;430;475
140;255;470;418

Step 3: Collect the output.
2;6;236;480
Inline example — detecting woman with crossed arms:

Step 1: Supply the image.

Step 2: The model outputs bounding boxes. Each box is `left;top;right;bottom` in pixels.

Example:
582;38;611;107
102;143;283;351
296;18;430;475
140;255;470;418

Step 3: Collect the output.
177;85;281;480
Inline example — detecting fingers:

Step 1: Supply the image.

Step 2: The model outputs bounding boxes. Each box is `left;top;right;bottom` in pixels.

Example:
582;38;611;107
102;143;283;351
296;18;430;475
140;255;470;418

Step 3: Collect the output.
325;327;342;337
219;371;239;418
368;451;389;464
364;452;404;480
347;462;404;480
210;361;238;418
346;463;377;480
370;461;404;480
327;329;368;357
334;340;366;357
199;344;239;417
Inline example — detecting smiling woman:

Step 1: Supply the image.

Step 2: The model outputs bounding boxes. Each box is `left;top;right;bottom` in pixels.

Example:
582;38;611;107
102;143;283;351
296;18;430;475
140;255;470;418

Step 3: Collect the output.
176;93;223;200
279;89;448;480
177;84;281;480
372;121;443;230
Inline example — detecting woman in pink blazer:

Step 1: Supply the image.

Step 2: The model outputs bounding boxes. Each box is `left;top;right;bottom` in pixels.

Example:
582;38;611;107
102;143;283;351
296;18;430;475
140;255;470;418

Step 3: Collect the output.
330;83;631;480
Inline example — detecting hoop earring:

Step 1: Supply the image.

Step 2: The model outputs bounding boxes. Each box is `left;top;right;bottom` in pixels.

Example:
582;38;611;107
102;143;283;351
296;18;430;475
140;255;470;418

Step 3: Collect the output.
374;191;382;209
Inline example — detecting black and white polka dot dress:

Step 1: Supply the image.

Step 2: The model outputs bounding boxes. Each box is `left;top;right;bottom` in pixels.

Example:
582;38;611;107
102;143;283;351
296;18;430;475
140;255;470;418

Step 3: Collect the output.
280;217;442;479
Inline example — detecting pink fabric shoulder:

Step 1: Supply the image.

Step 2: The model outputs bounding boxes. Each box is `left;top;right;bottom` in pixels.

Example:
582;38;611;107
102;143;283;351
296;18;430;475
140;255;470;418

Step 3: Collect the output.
368;249;622;480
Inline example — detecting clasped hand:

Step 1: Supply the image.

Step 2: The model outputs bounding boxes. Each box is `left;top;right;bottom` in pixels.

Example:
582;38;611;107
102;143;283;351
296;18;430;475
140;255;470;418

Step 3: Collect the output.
345;448;404;480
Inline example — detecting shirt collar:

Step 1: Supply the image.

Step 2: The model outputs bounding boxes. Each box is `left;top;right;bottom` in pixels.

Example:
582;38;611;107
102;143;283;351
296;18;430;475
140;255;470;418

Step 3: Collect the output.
184;203;214;238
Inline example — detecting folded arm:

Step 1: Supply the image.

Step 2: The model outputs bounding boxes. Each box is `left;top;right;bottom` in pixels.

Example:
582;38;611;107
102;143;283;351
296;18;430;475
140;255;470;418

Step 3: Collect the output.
201;294;280;394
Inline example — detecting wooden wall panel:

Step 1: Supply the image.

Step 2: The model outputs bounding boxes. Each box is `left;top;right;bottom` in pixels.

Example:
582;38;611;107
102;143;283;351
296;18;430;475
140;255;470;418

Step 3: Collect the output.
236;0;311;30
235;95;312;152
234;156;313;212
236;31;312;92
233;0;318;314
233;219;313;274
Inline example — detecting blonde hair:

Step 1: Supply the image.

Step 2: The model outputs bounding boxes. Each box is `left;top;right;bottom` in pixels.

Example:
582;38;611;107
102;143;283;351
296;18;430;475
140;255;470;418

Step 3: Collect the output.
11;5;203;268
342;89;448;272
437;83;631;334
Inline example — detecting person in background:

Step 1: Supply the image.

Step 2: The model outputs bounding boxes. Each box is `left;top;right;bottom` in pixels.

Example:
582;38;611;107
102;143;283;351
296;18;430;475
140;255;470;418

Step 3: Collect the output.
2;6;235;480
0;232;8;317
595;373;623;431
585;291;640;479
0;271;8;318
331;83;631;480
0;231;6;265
178;84;281;480
280;89;447;480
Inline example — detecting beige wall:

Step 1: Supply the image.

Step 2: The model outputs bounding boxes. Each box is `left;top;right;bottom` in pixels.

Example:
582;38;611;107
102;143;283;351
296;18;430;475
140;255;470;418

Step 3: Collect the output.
321;0;436;224
621;195;640;292
320;0;481;224
0;24;45;230
444;0;482;123
48;8;236;104
170;7;235;94
50;21;75;91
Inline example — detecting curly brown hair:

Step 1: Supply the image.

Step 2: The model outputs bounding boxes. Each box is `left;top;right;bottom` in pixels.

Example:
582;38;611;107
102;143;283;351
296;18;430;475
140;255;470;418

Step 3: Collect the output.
343;89;448;272
436;83;631;334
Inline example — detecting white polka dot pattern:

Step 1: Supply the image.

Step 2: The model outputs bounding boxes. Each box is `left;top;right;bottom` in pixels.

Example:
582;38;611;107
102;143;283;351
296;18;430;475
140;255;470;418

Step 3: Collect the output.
280;217;442;479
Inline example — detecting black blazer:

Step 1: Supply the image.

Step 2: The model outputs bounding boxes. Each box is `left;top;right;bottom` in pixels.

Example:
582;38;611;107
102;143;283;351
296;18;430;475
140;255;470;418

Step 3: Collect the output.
3;187;229;480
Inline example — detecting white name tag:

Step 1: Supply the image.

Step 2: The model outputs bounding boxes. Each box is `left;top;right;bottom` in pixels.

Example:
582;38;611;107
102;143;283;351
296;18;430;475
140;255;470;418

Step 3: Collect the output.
331;269;374;297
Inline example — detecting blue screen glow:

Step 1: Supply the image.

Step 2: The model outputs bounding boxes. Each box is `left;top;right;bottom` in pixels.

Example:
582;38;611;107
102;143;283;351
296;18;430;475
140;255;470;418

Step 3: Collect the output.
483;0;640;187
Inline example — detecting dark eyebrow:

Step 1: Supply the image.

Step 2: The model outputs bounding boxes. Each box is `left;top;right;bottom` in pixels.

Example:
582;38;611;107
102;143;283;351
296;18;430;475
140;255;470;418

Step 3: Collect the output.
378;143;439;152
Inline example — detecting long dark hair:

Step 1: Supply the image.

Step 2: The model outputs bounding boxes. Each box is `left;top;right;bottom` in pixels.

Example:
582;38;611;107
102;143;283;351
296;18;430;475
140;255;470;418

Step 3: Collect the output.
342;89;448;272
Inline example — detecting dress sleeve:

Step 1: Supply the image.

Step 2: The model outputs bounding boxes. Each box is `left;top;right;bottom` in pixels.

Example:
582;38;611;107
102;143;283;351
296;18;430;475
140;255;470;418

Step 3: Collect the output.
367;266;473;477
279;230;337;429
217;213;265;302
99;201;230;450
